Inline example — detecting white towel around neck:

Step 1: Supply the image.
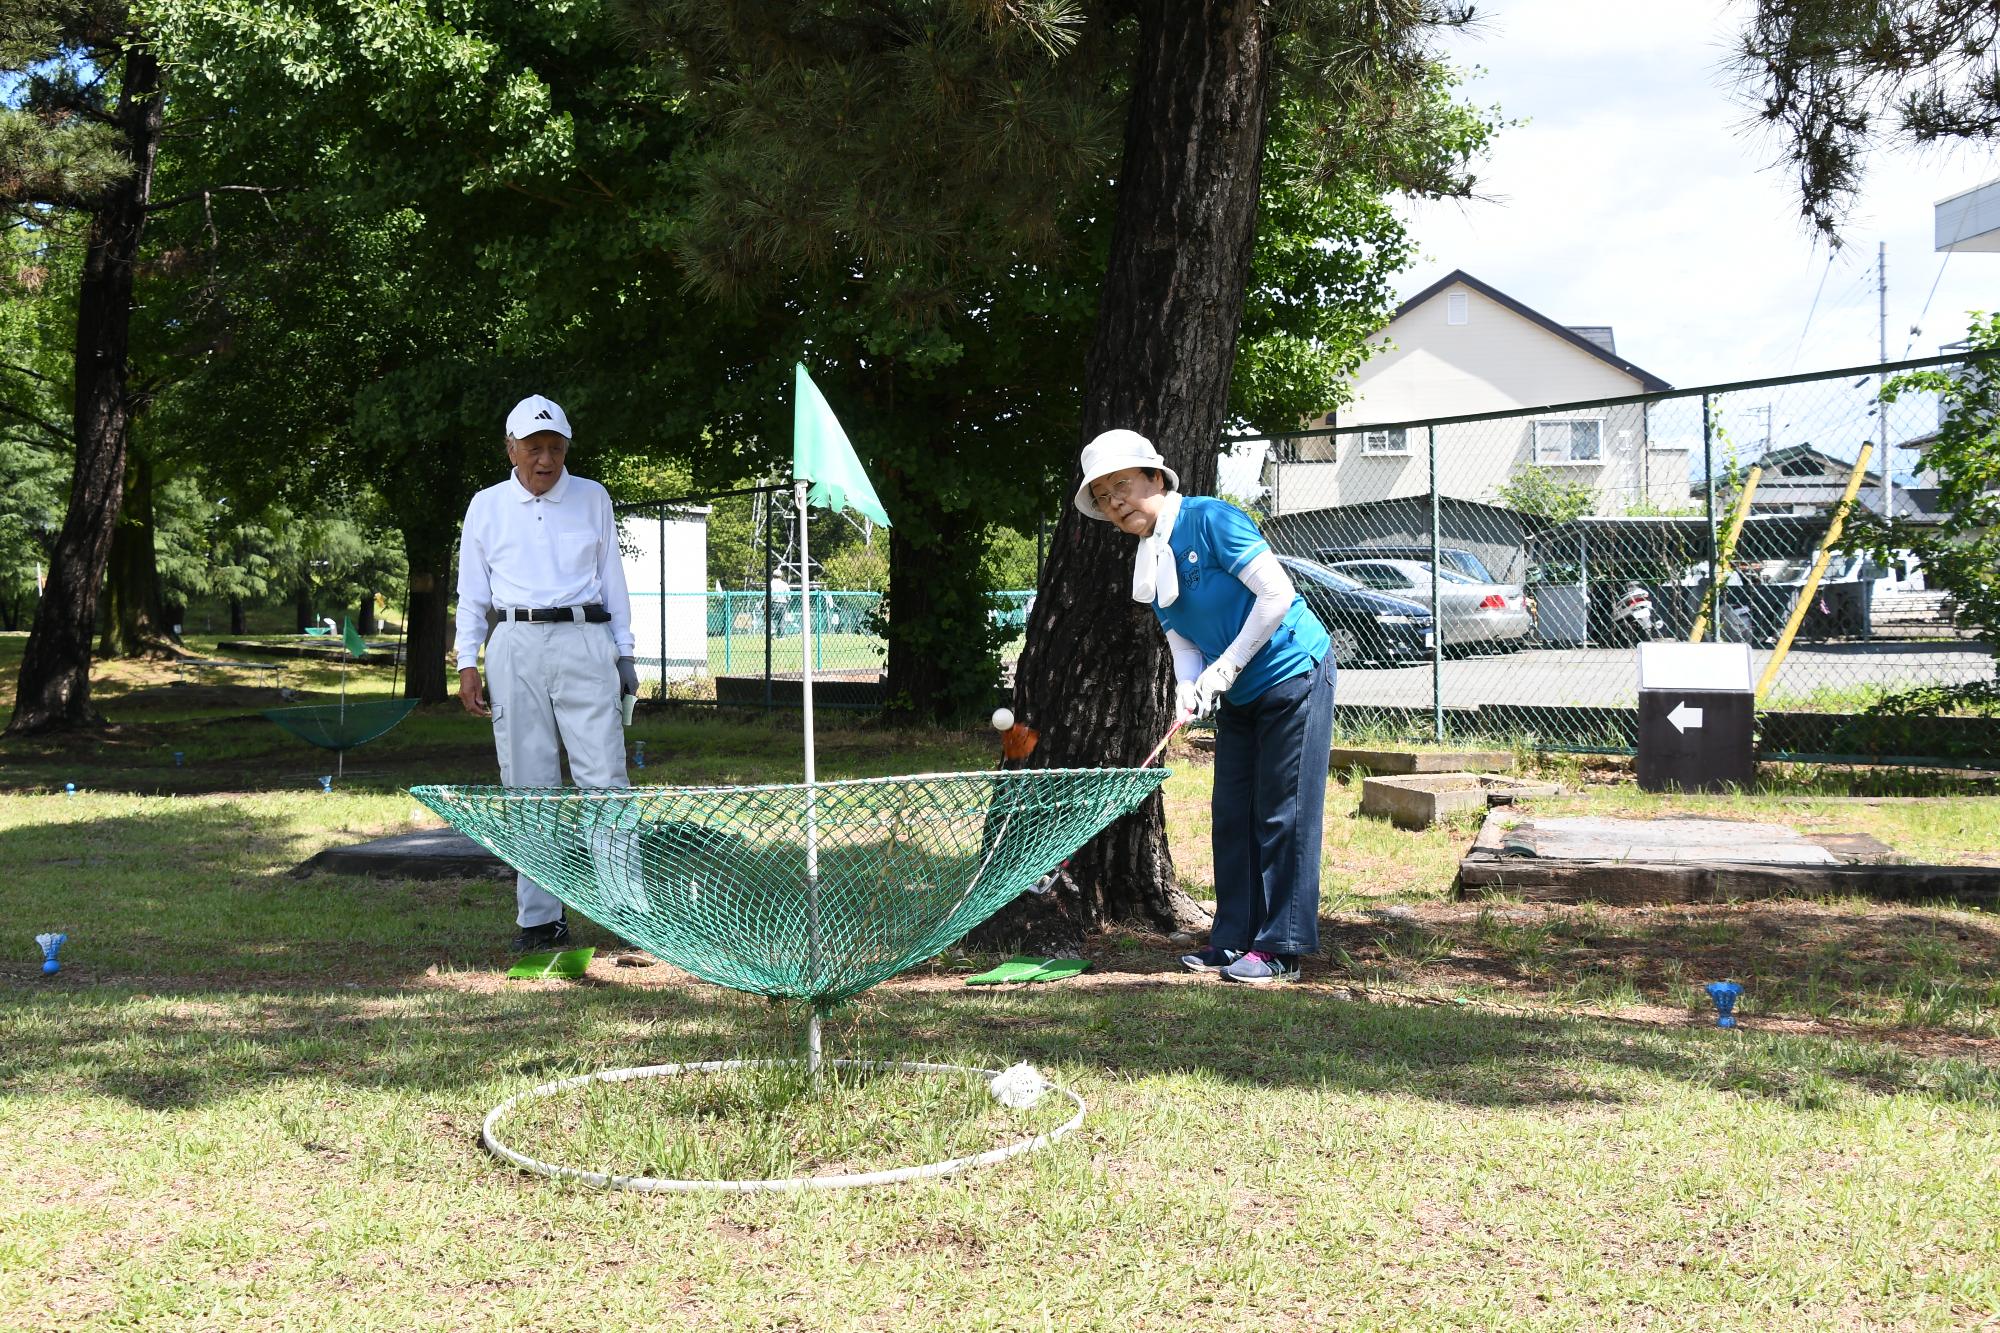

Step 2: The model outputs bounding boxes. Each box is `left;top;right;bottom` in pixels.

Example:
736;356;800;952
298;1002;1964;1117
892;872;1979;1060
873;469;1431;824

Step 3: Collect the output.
1131;491;1183;608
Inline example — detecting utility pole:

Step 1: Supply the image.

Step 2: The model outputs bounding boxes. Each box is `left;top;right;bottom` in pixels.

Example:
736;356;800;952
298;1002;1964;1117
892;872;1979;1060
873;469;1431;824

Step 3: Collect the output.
1878;240;1893;521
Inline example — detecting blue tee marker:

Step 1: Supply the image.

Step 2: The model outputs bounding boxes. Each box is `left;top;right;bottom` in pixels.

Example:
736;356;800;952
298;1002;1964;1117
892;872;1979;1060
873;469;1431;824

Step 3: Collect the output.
37;933;66;975
1706;980;1743;1028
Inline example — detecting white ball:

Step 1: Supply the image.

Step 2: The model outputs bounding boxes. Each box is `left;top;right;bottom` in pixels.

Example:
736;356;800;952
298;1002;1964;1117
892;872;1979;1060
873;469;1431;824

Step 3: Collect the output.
991;707;1015;732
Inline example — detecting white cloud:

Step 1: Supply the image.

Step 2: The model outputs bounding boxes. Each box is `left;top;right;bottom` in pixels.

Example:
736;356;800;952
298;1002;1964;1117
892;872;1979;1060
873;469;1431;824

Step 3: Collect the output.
1396;0;2000;388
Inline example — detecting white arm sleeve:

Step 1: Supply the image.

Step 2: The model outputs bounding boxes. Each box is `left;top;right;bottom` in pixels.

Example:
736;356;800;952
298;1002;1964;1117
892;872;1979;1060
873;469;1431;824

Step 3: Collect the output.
1213;550;1295;673
1164;628;1205;684
452;498;491;669
598;492;635;657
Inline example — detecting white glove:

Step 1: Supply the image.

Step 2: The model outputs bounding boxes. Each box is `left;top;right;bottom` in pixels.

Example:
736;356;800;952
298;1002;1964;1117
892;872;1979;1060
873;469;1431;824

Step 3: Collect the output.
1174;681;1200;724
1193;660;1240;717
617;656;640;698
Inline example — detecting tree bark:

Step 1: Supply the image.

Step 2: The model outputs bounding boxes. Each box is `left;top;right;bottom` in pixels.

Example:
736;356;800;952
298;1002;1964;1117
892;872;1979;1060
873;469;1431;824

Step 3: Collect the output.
6;46;166;736
882;494;1000;723
357;591;378;636
228;596;247;635
293;584;314;633
99;449;175;657
1007;0;1276;935
401;525;453;703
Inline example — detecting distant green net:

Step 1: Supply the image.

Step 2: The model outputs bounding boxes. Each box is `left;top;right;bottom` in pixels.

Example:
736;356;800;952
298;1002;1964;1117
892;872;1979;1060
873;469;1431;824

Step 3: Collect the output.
264;698;420;752
410;768;1169;1005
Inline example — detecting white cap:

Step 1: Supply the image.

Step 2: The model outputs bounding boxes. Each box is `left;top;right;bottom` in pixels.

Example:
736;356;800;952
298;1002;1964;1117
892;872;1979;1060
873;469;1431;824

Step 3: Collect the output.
1074;429;1179;520
505;394;571;440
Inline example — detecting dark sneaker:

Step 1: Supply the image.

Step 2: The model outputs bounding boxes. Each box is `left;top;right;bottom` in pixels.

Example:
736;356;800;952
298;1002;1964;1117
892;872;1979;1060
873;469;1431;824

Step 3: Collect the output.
513;917;570;953
1220;950;1300;985
1179;946;1242;973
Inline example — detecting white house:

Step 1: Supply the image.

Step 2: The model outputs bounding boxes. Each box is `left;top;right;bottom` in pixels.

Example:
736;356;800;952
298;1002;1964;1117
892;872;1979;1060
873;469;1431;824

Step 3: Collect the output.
1265;270;1685;517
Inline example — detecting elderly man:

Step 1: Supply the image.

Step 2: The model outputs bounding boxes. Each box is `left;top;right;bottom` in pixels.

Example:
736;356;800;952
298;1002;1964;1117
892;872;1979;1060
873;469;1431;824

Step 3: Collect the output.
455;394;641;951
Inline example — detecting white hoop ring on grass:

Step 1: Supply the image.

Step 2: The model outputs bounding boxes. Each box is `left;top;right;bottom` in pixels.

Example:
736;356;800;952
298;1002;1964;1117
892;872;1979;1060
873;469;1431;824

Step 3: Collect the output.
481;1058;1087;1193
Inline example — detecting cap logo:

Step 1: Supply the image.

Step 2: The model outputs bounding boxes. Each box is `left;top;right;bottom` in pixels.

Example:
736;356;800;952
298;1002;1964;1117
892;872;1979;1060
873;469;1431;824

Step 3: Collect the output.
535;409;552;420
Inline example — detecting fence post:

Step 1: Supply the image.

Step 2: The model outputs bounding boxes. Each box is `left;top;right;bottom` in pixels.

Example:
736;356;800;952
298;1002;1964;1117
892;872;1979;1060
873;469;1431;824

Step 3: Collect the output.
763;489;775;709
1702;392;1719;623
657;509;667;700
1429;424;1444;743
722;590;732;675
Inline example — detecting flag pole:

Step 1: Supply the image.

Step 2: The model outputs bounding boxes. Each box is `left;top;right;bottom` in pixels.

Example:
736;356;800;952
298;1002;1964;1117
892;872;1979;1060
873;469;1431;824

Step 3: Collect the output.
795;478;824;1075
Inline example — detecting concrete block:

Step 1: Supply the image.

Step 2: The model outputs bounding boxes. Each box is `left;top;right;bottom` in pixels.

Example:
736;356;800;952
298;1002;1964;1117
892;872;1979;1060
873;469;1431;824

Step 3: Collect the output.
1330;746;1516;775
1360;772;1560;830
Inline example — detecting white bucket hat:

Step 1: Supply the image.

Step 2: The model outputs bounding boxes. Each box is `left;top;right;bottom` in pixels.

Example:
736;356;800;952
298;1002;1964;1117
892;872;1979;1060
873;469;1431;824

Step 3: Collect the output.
506;393;572;440
1073;429;1180;520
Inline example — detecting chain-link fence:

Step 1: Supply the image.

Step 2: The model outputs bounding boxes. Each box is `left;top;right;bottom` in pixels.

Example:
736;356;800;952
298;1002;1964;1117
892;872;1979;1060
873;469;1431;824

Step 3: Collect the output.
614;485;1035;709
1238;351;1999;767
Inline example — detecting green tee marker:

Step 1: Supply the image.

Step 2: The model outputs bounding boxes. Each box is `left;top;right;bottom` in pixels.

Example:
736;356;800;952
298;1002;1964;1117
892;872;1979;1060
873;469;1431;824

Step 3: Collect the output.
507;947;595;980
966;956;1092;986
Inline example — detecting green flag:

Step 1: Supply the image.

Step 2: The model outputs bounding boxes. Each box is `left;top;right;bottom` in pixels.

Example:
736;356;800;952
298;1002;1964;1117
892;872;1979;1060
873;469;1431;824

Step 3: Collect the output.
793;363;891;527
342;617;368;660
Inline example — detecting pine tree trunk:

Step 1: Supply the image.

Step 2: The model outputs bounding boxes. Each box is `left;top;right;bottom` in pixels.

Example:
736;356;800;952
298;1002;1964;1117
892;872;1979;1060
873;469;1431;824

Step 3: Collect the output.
293;585;314;633
402;526;453;703
1005;0;1276;937
357;592;378;636
5;47;165;736
100;450;175;657
882;502;998;723
228;597;247;635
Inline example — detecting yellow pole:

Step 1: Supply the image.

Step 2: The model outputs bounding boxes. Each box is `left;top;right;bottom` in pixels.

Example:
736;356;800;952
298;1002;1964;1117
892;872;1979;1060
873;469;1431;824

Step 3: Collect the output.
1692;465;1763;643
1755;443;1873;700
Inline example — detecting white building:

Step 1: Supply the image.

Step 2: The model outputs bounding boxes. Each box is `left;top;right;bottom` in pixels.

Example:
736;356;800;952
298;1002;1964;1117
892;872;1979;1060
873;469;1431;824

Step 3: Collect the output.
1265;270;1685;516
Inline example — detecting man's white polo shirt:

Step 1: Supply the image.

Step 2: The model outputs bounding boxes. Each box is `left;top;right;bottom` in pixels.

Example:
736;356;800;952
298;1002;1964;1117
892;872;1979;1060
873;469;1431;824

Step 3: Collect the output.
454;469;635;666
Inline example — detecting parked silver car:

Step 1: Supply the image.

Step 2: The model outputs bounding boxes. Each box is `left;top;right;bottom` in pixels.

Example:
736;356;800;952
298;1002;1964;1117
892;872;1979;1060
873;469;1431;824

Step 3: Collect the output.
1322;558;1532;650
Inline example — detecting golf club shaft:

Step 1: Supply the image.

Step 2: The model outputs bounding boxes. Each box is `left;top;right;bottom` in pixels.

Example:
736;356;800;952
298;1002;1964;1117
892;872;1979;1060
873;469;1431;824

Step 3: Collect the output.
1141;719;1183;768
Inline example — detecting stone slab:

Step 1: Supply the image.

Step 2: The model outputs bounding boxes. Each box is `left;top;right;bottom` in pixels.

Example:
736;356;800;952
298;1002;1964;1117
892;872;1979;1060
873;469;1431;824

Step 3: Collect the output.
1360;772;1560;830
1457;811;2000;906
292;827;510;880
1330;746;1516;775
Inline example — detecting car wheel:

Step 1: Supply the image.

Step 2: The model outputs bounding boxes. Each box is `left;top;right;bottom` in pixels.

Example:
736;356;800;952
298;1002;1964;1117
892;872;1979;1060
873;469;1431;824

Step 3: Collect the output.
1328;623;1363;665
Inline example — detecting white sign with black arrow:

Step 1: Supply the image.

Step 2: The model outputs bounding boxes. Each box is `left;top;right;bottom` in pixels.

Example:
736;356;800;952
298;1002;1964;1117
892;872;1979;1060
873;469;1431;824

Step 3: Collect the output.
1667;701;1704;733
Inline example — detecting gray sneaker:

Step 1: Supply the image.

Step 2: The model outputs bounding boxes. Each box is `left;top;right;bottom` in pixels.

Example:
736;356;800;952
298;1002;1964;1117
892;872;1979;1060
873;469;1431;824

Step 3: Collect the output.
1179;946;1241;973
1220;951;1300;985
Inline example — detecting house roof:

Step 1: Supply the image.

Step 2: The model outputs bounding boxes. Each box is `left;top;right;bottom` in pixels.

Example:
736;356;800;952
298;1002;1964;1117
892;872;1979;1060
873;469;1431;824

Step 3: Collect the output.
1393;270;1673;393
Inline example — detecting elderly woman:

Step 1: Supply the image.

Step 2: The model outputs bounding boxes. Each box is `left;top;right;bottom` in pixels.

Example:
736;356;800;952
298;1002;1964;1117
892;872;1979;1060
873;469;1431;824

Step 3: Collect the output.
1075;429;1337;985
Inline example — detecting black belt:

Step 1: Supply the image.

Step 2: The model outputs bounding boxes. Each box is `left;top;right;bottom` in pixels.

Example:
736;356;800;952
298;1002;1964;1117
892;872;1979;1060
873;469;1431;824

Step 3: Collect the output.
501;604;610;624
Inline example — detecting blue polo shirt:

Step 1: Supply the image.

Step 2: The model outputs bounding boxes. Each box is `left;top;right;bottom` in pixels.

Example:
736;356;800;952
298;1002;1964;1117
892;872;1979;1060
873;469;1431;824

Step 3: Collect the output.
1153;496;1329;705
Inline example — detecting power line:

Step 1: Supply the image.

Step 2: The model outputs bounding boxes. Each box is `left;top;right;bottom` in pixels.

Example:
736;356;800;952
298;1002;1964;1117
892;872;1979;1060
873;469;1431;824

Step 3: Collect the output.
1790;251;1837;373
1900;250;1954;358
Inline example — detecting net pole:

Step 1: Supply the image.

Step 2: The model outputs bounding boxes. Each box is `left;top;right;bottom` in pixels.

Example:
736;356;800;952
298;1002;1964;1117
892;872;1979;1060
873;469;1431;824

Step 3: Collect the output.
795;479;823;1075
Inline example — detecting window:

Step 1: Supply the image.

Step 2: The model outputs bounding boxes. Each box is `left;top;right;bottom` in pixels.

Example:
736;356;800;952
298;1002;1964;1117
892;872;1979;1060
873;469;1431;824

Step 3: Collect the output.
1361;427;1408;456
1446;291;1469;325
1534;418;1603;464
1346;563;1413;591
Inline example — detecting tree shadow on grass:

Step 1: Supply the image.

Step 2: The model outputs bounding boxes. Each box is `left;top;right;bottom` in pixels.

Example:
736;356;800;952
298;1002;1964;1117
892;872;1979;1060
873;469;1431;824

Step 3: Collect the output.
6;966;1994;1119
5;806;1997;1119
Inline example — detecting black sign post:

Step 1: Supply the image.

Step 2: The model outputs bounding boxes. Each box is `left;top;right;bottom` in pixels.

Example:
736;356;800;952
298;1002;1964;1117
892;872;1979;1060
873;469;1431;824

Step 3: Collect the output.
1636;643;1756;793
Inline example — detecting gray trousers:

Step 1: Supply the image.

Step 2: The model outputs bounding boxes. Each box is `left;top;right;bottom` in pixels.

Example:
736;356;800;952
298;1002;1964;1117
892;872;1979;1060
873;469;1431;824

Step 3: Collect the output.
486;620;630;927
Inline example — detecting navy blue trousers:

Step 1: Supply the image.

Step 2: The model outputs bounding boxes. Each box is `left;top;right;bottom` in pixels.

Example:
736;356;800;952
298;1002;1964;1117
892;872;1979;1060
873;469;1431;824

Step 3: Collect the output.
1208;652;1336;957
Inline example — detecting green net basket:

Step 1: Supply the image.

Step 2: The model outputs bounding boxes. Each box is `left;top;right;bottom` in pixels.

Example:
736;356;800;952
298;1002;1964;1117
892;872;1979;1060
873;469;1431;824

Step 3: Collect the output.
411;768;1169;1004
264;698;420;752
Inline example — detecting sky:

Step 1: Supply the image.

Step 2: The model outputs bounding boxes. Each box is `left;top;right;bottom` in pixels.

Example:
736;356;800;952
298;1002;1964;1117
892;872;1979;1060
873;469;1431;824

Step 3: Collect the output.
1220;0;1997;495
1397;0;1996;384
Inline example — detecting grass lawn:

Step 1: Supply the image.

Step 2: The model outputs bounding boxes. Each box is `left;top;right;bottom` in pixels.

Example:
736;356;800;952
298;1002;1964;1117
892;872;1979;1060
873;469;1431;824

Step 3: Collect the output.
3;642;1999;1328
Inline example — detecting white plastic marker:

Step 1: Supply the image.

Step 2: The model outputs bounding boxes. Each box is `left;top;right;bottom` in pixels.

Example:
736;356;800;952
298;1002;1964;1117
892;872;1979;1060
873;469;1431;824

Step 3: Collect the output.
991;707;1014;732
621;693;637;727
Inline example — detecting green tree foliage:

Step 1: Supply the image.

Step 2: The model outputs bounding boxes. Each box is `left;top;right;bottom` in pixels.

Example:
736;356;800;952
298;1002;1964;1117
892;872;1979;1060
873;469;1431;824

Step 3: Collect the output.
1498;463;1599;524
1734;0;2000;239
1857;317;2000;713
627;0;1494;722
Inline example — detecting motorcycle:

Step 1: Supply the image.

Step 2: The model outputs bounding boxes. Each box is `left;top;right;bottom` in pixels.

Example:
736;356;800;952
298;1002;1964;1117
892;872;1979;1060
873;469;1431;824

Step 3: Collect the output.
1610;582;1661;644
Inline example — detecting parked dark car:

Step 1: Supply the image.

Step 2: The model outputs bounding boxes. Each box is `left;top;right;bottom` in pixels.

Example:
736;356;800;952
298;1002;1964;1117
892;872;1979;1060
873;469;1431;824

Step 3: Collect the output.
1278;556;1434;665
1313;544;1502;585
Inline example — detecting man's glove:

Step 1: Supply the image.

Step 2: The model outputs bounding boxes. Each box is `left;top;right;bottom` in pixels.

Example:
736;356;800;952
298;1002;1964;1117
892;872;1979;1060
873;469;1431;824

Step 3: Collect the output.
617;655;640;698
1193;660;1240;717
1174;681;1201;724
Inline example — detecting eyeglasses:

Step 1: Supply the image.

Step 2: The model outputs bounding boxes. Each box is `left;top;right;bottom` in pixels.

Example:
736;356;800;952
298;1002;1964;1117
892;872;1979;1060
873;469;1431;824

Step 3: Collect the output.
1091;477;1140;509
